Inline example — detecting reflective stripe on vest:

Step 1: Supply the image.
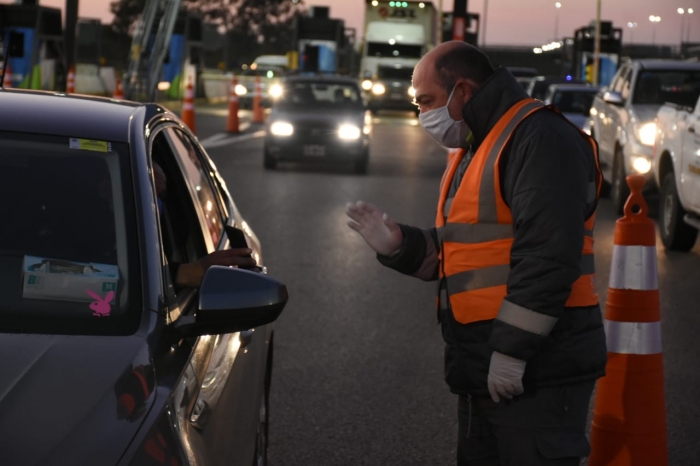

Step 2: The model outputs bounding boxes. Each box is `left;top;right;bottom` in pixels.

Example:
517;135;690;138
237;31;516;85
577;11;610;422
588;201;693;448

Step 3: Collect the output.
436;99;602;325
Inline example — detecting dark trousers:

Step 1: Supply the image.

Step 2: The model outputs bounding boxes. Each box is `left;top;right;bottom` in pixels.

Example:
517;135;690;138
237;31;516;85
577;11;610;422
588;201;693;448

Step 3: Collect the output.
457;381;595;466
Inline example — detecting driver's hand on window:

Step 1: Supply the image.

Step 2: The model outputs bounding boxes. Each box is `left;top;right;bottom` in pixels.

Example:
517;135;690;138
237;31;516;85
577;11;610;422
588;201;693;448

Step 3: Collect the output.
175;248;257;288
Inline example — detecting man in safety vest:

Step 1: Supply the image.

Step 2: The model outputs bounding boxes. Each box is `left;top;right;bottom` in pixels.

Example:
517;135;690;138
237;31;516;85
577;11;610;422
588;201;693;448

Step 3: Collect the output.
346;41;606;465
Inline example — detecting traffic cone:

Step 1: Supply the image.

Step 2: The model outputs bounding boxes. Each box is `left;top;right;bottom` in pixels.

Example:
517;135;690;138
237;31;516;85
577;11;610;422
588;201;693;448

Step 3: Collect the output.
181;77;196;134
226;74;240;133
252;74;264;123
589;174;667;466
112;77;124;100
3;62;12;88
66;65;75;93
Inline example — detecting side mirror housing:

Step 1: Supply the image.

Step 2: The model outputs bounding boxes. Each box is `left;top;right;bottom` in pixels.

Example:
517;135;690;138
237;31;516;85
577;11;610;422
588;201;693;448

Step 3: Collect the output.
603;91;624;106
171;266;288;340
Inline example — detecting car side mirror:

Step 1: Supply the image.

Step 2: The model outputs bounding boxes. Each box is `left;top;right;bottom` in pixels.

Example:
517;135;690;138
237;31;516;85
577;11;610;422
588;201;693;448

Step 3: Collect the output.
603;91;624;106
170;266;288;340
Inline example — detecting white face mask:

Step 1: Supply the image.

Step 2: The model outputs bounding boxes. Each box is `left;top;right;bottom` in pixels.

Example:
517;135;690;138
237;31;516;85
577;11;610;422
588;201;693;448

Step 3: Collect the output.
418;85;470;148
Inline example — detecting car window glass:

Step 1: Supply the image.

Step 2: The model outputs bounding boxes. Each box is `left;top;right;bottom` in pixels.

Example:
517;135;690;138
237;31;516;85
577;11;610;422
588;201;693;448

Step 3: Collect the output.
552;90;597;114
613;67;629;94
632;70;700;107
0;131;141;336
164;128;225;249
280;82;361;106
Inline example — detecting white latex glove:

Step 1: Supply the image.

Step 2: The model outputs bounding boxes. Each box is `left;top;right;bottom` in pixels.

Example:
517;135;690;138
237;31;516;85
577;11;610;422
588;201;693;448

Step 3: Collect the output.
345;201;403;257
487;351;527;403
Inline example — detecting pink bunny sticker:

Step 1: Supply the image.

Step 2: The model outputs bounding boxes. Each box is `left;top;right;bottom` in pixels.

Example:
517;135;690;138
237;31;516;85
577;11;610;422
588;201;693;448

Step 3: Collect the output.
86;289;114;317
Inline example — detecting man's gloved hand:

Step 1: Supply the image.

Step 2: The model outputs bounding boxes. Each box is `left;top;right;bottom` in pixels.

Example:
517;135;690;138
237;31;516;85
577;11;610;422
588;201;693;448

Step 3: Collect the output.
487;351;527;403
345;201;403;257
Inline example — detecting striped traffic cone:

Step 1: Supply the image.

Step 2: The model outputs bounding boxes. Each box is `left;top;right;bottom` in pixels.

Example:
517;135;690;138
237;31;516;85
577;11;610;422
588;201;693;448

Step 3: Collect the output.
113;77;124;100
181;77;196;134
252;74;264;123
226;74;240;133
589;174;668;466
3;62;12;88
66;65;75;93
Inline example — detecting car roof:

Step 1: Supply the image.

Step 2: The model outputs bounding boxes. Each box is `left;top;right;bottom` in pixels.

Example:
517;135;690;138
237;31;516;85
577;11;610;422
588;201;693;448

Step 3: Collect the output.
633;59;700;71
0;88;165;143
548;84;600;92
282;75;360;86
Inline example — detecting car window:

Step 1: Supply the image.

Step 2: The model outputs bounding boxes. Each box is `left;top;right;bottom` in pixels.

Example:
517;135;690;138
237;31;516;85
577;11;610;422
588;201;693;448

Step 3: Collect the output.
278;82;361;106
164;128;226;249
552;90;597;114
377;67;413;81
632;69;700;107
612;67;629;94
0;131;141;335
241;67;283;79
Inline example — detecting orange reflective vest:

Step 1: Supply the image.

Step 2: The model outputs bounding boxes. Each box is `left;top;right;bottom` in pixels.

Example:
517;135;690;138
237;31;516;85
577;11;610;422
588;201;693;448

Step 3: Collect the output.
436;98;602;325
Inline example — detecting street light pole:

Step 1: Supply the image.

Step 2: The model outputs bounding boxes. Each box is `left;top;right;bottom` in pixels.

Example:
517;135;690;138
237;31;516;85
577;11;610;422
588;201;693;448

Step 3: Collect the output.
438;0;444;43
593;0;601;86
678;8;685;46
649;15;661;45
688;8;695;43
554;2;562;41
482;0;489;47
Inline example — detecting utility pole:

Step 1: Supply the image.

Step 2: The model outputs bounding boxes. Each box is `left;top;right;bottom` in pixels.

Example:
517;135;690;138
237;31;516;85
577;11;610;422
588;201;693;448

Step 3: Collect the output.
64;0;78;73
482;0;488;47
438;0;444;43
593;0;601;86
453;0;468;41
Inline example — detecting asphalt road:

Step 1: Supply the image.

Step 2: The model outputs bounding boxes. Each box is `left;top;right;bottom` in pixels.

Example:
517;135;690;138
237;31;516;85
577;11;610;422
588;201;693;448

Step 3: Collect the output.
187;104;700;465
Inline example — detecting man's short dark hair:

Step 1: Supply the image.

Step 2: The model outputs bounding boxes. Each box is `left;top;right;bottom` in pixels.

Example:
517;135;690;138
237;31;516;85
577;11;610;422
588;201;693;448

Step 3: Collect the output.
434;43;495;92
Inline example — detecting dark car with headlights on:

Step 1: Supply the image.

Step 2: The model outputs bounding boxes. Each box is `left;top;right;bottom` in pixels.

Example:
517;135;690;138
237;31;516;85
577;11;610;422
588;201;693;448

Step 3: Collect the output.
263;76;371;174
0;88;287;466
361;65;417;116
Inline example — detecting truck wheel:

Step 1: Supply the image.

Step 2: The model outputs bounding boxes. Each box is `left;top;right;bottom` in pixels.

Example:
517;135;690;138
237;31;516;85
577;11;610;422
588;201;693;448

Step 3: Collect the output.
263;150;277;170
660;172;698;251
611;150;630;215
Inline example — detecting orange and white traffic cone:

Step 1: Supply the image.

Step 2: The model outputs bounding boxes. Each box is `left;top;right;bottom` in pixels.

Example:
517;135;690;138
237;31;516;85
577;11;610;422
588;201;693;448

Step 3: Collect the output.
589;174;668;466
113;77;124;100
181;77;196;134
3;62;12;88
66;65;76;94
226;74;240;133
252;74;264;123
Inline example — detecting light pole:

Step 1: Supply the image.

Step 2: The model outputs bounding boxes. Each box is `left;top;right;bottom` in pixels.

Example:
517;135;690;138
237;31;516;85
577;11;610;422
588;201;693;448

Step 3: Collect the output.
627;21;638;43
688;8;695;43
554;2;562;41
678;8;685;46
649;15;661;45
482;0;489;47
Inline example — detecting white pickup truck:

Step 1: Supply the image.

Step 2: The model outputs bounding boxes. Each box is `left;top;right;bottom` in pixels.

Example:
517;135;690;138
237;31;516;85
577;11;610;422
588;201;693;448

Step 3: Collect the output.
588;60;700;214
654;87;700;251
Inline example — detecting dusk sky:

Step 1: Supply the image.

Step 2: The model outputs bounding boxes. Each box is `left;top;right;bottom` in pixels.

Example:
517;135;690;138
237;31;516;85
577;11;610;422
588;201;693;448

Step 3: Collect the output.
18;0;700;46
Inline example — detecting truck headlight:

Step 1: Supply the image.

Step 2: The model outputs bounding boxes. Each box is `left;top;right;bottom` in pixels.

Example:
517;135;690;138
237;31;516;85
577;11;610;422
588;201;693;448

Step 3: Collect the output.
631;156;652;174
372;83;386;95
235;84;248;96
270;121;294;137
338;124;361;140
636;122;656;146
269;84;283;99
362;79;373;91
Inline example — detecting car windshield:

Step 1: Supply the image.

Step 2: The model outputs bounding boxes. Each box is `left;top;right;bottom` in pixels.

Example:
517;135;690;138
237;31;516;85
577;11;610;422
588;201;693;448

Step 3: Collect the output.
632;69;700;106
0;131;140;335
367;42;422;59
377;66;413;81
277;82;362;107
551;90;597;114
241;67;283;79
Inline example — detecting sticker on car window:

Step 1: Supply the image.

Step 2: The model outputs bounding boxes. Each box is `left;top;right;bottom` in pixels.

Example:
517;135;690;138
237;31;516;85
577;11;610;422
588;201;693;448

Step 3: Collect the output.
22;256;119;303
69;138;112;153
86;289;114;317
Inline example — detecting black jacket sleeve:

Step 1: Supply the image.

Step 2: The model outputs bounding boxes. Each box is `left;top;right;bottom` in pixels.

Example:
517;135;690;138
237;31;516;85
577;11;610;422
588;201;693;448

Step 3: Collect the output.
377;224;440;281
488;110;596;361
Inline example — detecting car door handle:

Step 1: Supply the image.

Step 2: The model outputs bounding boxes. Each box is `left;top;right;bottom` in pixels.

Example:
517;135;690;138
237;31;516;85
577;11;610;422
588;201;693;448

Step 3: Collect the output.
689;126;696;134
239;329;254;347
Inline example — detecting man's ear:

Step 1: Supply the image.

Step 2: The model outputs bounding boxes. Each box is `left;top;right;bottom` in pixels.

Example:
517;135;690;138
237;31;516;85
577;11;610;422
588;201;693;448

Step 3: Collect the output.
455;79;476;105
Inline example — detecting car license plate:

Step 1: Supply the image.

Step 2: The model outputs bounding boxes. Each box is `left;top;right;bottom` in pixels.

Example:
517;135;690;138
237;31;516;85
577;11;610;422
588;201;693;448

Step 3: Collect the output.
303;145;326;157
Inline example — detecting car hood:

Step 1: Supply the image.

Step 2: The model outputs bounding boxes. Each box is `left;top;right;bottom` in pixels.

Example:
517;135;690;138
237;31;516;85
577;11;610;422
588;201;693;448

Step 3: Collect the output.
630;104;661;123
0;333;155;466
271;106;365;125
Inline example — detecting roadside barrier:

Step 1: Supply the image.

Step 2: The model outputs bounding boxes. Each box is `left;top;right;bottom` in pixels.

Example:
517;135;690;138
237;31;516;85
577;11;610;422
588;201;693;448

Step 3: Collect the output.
589;174;668;466
181;77;196;134
3;63;12;88
253;74;264;123
226;74;240;133
66;65;76;94
113;78;124;100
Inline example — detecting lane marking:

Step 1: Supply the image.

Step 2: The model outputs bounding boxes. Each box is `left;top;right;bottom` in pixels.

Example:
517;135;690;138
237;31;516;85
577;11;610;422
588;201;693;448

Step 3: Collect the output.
199;122;253;147
202;130;265;149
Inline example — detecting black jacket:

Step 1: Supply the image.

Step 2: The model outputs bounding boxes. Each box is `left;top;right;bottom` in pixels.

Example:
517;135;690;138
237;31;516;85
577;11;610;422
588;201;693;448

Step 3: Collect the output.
379;68;607;396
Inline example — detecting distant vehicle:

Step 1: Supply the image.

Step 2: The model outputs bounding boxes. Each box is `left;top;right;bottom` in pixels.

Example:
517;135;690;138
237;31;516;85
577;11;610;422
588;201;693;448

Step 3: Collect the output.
264;75;371;174
653;86;700;251
543;84;600;129
235;65;285;108
527;75;587;101
0;88;288;465
588;59;700;213
363;64;417;116
359;0;436;113
253;54;289;69
507;67;539;89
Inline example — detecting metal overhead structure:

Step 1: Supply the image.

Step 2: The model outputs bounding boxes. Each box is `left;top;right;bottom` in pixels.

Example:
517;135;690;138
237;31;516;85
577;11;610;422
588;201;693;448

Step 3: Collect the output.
124;0;181;101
